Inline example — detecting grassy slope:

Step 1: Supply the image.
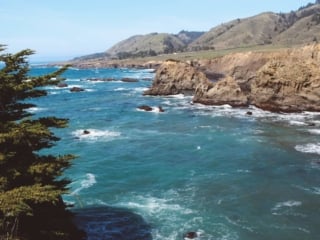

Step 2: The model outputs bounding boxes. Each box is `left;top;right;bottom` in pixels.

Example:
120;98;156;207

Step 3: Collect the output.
106;33;185;55
189;12;287;50
84;44;291;67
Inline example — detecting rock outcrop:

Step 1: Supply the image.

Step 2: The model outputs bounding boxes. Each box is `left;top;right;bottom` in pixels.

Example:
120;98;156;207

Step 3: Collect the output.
143;59;210;96
137;105;165;112
250;45;320;111
144;44;320;112
70;87;85;92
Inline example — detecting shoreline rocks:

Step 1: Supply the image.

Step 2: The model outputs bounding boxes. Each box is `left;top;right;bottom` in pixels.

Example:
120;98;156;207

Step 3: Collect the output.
121;78;139;83
137;105;165;112
143;59;209;96
144;44;320;112
70;87;85;92
86;77;140;83
57;82;68;88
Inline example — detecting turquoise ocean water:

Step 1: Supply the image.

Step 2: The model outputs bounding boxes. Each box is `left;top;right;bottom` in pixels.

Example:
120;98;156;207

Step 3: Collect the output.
29;66;320;240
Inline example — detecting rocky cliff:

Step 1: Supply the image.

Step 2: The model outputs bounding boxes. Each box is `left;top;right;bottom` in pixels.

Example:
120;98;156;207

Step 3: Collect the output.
143;59;210;96
144;44;320;112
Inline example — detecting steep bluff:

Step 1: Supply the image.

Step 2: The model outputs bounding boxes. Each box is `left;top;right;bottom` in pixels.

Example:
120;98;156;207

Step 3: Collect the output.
143;60;210;96
144;44;320;112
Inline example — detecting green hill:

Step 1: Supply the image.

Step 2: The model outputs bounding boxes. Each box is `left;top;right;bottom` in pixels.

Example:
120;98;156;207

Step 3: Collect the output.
106;33;185;58
190;2;320;50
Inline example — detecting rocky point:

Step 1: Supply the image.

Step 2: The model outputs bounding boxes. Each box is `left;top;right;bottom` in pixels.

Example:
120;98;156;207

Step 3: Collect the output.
144;44;320;112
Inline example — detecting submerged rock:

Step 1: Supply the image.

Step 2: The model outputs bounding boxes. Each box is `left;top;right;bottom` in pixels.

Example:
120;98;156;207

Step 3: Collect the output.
83;130;90;135
70;87;85;92
158;106;165;112
184;231;198;239
121;78;139;82
57;82;68;88
138;105;153;111
137;105;165;112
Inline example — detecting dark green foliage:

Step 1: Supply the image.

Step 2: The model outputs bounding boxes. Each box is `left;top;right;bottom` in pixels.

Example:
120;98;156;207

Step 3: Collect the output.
0;47;84;240
116;49;158;59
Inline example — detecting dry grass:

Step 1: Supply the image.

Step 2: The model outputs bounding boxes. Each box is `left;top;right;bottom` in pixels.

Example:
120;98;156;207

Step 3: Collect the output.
111;44;291;63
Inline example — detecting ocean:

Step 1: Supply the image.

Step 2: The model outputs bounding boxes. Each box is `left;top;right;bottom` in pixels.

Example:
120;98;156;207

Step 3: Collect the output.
29;66;320;240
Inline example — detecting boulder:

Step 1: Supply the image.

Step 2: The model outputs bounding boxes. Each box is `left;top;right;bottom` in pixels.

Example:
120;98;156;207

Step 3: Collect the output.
194;76;248;107
121;78;139;82
138;105;153;111
158;106;165;112
137;105;165;112
57;82;68;88
183;231;198;239
144;59;210;96
246;111;253;115
70;87;85;92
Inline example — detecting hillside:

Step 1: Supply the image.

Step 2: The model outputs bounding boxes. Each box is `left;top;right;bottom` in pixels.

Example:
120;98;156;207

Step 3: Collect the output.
189;12;286;50
274;4;320;45
106;33;183;58
73;1;320;62
190;3;320;50
105;31;204;59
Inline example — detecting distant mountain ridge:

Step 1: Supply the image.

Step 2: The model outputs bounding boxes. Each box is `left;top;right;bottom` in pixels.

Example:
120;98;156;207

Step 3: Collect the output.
74;1;320;61
191;2;320;50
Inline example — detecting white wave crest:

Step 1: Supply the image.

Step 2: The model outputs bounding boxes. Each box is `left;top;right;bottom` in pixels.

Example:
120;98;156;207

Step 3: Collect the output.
289;120;307;126
114;87;127;91
294;185;320;195
118;194;193;218
72;129;121;141
308;129;320;135
137;106;165;113
272;200;302;213
72;173;97;195
295;143;320;155
133;87;148;92
27;107;46;113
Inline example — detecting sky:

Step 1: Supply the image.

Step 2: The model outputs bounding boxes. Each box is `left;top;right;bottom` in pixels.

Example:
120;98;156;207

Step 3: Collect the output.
0;0;314;61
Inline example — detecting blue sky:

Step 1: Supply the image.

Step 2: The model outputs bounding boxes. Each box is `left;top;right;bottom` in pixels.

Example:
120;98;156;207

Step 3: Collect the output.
1;0;313;61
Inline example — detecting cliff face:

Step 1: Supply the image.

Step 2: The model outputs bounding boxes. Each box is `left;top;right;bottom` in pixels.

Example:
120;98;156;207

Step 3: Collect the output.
251;45;320;111
145;44;320;112
143;60;210;96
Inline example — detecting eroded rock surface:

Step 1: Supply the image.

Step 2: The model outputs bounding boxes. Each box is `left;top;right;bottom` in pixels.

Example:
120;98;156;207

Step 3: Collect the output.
145;44;320;112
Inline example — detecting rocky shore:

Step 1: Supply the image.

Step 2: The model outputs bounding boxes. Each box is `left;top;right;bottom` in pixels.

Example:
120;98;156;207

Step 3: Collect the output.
68;59;162;69
144;44;320;112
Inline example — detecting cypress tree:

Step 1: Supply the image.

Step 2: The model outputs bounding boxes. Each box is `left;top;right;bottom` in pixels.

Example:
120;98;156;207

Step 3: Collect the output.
0;46;84;240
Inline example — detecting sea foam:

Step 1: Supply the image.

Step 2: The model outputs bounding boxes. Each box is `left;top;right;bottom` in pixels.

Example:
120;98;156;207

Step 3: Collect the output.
295;143;320;155
308;129;320;135
120;195;193;216
72;129;121;141
72;173;97;195
272;200;302;215
27;107;46;113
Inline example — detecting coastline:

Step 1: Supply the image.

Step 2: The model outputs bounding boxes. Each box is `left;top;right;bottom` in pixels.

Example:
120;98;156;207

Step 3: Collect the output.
59;44;291;69
53;43;320;113
143;43;320;113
